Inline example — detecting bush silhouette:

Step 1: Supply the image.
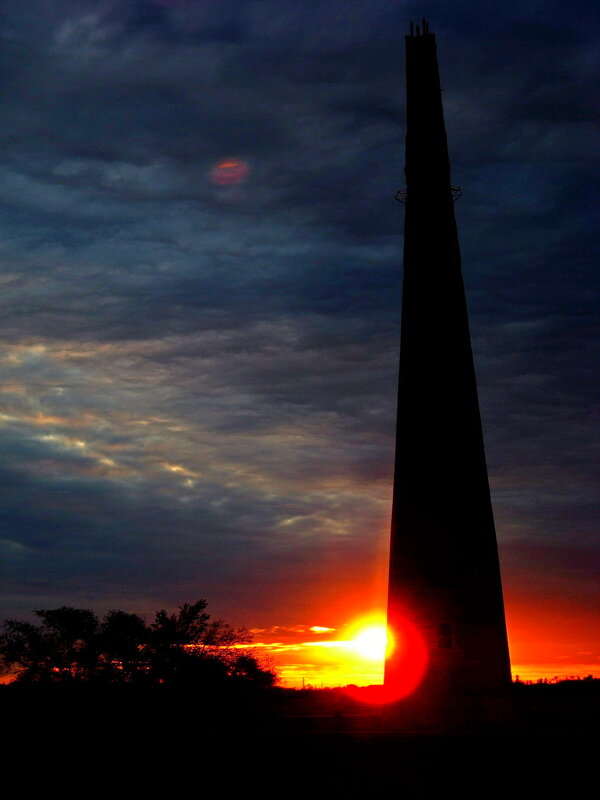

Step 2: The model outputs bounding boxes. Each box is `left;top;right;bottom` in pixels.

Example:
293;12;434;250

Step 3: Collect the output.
0;599;276;690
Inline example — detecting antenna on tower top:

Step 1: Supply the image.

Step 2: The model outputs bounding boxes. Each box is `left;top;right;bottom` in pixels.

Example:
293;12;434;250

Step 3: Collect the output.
408;19;430;37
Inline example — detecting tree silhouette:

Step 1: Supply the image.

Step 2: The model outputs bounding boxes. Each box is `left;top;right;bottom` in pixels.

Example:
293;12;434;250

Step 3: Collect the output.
0;607;100;683
97;610;149;682
33;607;99;680
147;600;259;687
0;600;275;689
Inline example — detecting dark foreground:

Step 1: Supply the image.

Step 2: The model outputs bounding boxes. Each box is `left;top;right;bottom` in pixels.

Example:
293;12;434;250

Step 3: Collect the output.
3;680;597;792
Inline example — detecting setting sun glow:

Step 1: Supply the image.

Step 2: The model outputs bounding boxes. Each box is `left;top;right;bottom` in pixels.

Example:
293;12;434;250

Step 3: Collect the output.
348;623;393;662
244;611;434;706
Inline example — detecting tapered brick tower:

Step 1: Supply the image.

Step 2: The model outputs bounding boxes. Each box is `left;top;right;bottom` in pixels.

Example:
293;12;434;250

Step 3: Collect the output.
385;21;511;726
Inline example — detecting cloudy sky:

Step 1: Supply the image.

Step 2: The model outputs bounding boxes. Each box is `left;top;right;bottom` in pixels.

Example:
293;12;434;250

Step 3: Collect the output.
0;0;598;682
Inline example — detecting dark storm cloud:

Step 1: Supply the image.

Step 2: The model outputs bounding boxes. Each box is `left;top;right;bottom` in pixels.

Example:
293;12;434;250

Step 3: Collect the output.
0;0;597;650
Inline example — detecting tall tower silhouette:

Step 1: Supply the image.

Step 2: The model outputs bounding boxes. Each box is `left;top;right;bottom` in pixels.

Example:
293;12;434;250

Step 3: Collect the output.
385;21;511;724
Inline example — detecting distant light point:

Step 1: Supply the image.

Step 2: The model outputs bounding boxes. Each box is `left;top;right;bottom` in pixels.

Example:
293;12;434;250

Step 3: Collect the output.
210;158;250;186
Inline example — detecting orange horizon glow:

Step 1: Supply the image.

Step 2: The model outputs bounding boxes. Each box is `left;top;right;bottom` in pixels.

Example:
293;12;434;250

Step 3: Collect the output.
243;607;600;691
1;607;597;689
245;614;430;702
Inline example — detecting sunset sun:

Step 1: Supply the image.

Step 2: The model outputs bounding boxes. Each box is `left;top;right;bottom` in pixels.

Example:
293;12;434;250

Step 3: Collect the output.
349;624;393;662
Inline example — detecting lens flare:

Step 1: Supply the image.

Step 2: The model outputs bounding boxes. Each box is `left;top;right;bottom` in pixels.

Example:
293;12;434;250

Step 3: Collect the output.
345;616;428;706
349;624;392;662
210;158;250;186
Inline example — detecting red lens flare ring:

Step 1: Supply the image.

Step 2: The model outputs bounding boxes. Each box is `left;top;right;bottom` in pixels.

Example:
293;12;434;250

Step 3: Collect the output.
210;158;250;186
345;617;428;706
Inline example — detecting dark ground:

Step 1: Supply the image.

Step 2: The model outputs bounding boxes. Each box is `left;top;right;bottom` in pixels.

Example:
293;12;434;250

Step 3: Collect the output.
3;680;596;793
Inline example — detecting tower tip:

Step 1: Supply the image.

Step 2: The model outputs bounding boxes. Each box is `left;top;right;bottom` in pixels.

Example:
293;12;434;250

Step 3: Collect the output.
408;18;432;37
